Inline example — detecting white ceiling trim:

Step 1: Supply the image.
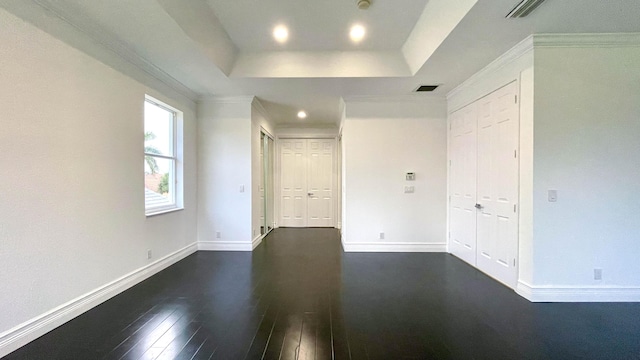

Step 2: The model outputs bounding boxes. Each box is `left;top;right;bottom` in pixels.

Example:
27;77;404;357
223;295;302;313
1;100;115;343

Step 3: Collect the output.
198;95;255;104
533;33;640;48
447;35;534;102
251;98;274;123
447;32;640;104
27;0;198;101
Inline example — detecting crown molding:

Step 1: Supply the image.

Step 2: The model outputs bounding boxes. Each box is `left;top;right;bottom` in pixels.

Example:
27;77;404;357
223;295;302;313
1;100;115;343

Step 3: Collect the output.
447;35;534;101
198;95;255;104
31;0;198;101
251;97;273;121
533;33;640;48
446;32;640;102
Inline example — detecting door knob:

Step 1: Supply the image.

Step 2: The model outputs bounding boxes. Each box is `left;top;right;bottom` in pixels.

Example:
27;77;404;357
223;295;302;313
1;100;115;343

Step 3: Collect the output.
475;203;483;209
308;192;314;196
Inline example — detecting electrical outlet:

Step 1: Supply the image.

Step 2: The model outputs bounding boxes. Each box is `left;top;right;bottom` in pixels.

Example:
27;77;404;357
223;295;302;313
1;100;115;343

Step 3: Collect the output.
216;231;221;239
379;232;385;240
147;249;152;260
594;268;603;280
404;186;415;193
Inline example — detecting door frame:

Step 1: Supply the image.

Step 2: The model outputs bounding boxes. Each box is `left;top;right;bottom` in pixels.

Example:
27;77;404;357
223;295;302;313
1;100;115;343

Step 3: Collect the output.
260;128;276;236
275;135;339;228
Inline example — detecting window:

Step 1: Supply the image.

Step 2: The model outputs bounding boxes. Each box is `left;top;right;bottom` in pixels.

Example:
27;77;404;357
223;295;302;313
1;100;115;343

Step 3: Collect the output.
144;96;183;215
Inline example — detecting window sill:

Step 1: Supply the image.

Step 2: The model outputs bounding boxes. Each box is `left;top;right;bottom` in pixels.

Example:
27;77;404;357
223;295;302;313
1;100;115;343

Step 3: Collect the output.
145;207;184;217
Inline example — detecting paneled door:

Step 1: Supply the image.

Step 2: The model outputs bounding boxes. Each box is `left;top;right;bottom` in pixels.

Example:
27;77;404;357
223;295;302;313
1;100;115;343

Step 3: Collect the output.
307;139;334;227
448;81;519;289
280;139;307;227
475;81;519;288
280;139;335;227
449;104;478;266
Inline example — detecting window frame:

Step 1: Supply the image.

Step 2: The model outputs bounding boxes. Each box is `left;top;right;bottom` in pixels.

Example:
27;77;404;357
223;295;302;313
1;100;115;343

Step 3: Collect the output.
144;95;183;216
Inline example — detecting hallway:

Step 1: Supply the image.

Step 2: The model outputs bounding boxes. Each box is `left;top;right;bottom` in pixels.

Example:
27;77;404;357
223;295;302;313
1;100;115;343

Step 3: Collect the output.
6;228;640;359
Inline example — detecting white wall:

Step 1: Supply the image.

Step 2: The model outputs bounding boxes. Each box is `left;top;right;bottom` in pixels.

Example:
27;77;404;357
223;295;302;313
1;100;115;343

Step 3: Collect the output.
0;9;197;355
341;98;448;252
197;98;253;250
518;66;535;286
532;45;640;292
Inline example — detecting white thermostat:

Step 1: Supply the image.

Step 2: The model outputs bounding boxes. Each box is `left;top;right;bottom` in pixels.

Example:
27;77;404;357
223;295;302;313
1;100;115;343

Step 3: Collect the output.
406;172;416;181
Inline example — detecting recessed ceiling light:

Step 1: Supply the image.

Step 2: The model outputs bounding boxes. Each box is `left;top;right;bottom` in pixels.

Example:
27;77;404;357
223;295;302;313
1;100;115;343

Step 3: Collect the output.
350;24;366;43
273;25;289;43
297;111;307;119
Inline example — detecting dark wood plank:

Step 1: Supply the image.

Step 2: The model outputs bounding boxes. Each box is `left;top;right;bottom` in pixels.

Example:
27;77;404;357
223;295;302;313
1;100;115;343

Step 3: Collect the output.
260;306;289;360
298;311;318;360
243;304;281;359
152;322;203;360
278;313;304;360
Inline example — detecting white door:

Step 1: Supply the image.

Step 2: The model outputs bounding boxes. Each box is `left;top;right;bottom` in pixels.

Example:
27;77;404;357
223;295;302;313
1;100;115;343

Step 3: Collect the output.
449;104;478;266
307;139;334;227
475;81;519;288
280;139;335;227
280;139;307;227
448;81;519;288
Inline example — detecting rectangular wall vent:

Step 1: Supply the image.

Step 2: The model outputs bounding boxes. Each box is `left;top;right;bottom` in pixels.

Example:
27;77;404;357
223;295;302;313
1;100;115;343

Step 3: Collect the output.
415;85;439;92
506;0;546;18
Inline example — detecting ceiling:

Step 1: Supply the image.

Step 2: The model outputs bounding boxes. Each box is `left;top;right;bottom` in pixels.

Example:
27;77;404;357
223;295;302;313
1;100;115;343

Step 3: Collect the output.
3;0;640;128
206;0;430;52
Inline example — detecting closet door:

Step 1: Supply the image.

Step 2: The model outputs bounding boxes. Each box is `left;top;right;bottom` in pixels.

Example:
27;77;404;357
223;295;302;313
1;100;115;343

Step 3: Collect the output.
475;81;519;288
448;81;519;289
280;139;307;227
307;139;334;227
449;104;478;266
279;139;335;227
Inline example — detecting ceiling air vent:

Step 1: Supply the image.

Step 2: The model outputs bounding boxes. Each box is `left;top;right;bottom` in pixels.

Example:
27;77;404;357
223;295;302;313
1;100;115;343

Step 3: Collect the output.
415;85;439;92
506;0;546;18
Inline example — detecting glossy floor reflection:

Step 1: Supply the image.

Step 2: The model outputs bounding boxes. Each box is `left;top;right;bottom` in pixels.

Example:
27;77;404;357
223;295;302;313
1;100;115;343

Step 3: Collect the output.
5;228;640;359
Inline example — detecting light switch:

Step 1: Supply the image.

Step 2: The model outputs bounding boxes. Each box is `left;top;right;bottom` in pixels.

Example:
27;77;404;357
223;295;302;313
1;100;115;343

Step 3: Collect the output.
548;190;557;202
239;185;245;193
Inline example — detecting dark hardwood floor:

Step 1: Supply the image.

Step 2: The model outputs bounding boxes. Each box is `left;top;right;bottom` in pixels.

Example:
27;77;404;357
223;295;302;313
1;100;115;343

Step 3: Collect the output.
5;228;640;359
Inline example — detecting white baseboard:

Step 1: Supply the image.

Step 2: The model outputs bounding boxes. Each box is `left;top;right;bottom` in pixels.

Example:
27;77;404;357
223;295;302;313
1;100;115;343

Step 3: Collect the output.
342;242;447;253
198;241;254;251
0;242;198;358
516;281;640;302
252;235;263;250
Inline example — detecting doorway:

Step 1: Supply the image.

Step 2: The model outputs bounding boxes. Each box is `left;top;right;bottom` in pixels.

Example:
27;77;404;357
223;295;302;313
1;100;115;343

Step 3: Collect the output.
279;138;336;227
260;131;275;235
